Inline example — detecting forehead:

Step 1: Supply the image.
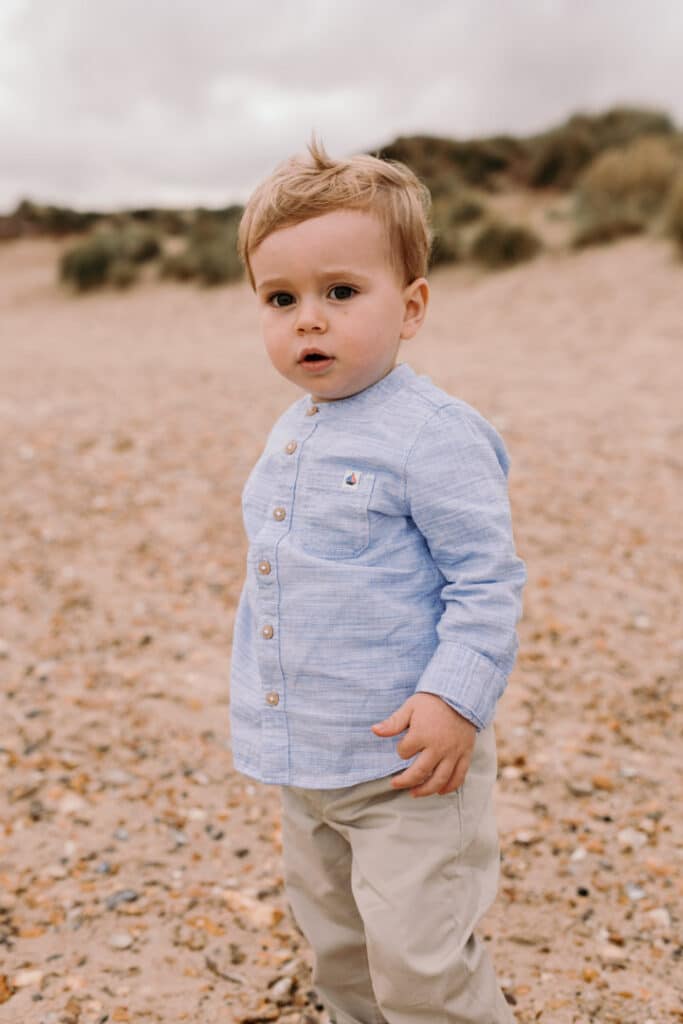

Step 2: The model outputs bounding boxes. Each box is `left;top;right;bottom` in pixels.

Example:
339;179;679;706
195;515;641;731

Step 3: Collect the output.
251;209;394;285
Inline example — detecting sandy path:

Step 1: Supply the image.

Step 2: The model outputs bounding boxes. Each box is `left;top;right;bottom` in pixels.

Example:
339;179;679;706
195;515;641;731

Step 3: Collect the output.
0;237;681;1023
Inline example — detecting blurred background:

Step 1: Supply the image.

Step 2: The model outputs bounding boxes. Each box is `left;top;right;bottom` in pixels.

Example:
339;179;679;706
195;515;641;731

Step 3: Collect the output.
1;4;682;1024
2;0;683;284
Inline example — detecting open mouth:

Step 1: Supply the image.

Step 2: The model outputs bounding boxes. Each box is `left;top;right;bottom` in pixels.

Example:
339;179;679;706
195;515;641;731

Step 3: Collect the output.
298;349;335;371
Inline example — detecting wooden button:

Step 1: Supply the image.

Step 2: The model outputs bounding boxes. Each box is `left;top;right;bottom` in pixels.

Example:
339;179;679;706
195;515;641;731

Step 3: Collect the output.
306;405;319;416
261;625;274;639
285;440;297;454
265;691;280;706
273;507;286;521
257;560;271;575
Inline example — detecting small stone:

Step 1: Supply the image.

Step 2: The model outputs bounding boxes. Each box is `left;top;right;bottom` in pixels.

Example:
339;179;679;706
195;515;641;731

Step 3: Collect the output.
13;968;44;988
570;846;587;861
617;827;648;851
269;976;295;1004
106;890;140;911
566;779;594;797
44;863;68;880
599;943;627;966
512;829;541;846
0;639;10;658
113;828;129;841
591;774;615;792
58;793;87;816
624;882;646;901
103;769;134;787
632;614;651;631
95;861;112;874
109;932;133;950
647;907;671;928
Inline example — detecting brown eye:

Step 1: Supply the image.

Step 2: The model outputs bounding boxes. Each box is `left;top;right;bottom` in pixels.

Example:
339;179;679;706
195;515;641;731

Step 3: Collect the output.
329;285;356;300
269;292;295;308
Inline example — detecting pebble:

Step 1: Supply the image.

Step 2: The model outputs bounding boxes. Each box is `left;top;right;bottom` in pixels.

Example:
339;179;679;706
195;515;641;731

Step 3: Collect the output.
647;907;671;928
113;828;129;841
14;968;44;987
268;976;294;1003
513;829;541;846
625;882;646;901
0;639;10;658
58;793;87;816
566;779;594;796
106;889;140;911
109;932;134;950
617;827;648;851
103;768;135;787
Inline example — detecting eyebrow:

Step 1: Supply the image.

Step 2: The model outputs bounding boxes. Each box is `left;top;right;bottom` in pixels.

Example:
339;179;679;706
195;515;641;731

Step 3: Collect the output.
256;269;373;291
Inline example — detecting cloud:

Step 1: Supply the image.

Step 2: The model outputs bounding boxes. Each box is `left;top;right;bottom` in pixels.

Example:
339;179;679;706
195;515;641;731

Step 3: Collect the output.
0;0;681;211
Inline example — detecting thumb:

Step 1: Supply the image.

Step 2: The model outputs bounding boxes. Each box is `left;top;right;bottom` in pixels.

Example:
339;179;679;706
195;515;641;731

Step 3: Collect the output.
372;701;413;736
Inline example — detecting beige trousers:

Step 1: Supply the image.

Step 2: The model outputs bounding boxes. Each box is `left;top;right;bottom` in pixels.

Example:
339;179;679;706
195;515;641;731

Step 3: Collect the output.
280;724;516;1024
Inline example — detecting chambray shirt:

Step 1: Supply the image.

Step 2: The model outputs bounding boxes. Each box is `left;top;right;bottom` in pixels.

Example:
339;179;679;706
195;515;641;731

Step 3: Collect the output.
230;362;526;788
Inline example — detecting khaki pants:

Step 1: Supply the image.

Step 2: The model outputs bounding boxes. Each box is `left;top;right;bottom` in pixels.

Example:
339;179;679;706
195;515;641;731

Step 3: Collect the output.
280;725;515;1024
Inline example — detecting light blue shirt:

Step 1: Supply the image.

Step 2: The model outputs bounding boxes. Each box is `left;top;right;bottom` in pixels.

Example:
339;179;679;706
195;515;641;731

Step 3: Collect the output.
230;362;526;788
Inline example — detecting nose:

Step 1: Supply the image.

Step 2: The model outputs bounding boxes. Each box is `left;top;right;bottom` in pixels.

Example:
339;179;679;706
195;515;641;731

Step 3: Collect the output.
295;297;326;334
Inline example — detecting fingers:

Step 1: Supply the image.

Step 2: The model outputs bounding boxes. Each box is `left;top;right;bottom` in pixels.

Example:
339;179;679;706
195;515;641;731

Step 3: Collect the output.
437;757;470;796
392;754;470;798
371;701;413;738
390;753;440;792
408;758;455;798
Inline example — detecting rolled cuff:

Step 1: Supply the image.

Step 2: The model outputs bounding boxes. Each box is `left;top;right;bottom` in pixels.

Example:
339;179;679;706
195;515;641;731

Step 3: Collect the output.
415;639;509;731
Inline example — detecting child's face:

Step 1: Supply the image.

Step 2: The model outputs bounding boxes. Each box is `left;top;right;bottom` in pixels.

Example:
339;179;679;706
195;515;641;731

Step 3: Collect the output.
250;209;429;402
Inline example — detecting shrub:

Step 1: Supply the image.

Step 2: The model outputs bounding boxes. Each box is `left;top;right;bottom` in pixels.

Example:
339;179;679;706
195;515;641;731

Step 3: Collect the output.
59;232;120;291
527;125;596;189
109;259;138;289
429;189;486;268
117;222;161;263
572;135;681;247
161;216;242;286
159;249;201;281
469;220;542;269
379;134;524;190
664;172;683;253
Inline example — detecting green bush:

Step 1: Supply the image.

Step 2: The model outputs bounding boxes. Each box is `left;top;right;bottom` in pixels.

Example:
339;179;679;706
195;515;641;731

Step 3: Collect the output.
527;125;596;189
117;222;162;263
59;232;121;290
159;249;201;281
109;259;138;289
572;135;681;247
160;216;242;286
59;222;162;290
664;172;683;253
469;220;542;269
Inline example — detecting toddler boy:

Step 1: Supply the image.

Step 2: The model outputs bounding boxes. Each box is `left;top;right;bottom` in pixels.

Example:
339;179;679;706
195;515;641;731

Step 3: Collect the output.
230;139;526;1023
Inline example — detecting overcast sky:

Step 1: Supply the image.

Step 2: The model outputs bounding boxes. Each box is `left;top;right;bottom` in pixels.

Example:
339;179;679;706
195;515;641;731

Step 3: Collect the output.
1;0;682;213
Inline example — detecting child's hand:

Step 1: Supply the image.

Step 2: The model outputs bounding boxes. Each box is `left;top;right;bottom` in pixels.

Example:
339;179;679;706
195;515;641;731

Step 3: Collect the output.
371;693;476;798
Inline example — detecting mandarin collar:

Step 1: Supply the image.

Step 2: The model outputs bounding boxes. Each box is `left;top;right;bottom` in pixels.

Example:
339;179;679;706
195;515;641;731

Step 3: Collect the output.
303;363;416;417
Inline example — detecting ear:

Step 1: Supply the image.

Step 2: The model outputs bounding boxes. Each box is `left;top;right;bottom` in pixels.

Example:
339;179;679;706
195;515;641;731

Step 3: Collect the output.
400;277;429;340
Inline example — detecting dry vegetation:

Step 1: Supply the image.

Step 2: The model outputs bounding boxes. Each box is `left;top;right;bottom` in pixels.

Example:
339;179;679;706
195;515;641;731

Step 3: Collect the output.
2;106;683;292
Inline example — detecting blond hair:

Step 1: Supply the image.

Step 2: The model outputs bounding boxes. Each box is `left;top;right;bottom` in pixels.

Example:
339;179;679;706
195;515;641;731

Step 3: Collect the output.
238;136;432;288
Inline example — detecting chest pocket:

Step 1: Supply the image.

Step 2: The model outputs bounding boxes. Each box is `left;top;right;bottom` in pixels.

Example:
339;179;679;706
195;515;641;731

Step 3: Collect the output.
293;465;375;559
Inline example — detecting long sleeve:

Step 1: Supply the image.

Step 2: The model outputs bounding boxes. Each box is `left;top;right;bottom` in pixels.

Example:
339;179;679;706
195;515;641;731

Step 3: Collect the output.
405;404;526;729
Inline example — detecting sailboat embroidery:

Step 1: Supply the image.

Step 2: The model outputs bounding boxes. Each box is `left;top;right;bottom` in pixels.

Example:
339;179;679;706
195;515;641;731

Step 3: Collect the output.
342;469;361;489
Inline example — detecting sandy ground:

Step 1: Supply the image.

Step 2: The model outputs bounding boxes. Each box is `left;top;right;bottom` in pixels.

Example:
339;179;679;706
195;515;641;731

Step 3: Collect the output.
0;234;681;1024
